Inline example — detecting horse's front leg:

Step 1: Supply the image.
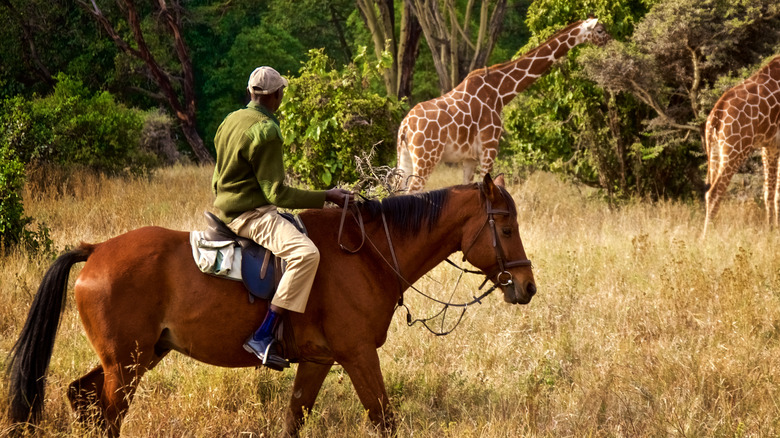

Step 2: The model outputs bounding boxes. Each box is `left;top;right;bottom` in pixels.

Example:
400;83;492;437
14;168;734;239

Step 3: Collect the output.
283;361;333;437
339;348;395;434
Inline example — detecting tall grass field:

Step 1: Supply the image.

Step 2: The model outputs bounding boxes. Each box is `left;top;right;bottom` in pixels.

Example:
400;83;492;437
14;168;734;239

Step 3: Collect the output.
1;165;779;437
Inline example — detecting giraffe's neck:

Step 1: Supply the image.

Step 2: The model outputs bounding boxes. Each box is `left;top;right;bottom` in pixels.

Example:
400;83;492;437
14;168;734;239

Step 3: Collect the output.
459;20;594;109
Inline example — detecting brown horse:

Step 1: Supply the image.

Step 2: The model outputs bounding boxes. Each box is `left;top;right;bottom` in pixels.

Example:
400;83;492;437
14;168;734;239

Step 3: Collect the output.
6;174;536;436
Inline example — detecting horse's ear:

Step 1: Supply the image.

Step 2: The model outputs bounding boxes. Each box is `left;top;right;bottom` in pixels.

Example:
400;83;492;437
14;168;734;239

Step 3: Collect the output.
494;174;506;188
482;173;501;202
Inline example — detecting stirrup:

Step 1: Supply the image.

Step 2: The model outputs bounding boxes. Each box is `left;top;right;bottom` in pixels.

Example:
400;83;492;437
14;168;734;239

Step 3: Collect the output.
244;337;290;371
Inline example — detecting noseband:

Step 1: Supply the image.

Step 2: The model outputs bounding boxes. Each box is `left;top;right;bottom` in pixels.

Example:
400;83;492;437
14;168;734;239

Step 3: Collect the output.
461;185;533;287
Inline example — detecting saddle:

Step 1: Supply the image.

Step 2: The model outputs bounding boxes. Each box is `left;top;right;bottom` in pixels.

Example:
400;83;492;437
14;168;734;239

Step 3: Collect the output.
192;211;305;361
196;211;308;301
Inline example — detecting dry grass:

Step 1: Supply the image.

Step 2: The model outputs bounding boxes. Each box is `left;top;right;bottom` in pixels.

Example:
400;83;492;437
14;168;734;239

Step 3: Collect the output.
2;164;780;437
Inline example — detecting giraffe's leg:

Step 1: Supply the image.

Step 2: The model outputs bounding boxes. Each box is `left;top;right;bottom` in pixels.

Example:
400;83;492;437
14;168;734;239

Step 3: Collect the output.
396;125;414;191
763;146;780;227
407;139;440;192
462;160;478;184
705;127;720;188
775;153;780;228
704;159;743;237
478;140;499;180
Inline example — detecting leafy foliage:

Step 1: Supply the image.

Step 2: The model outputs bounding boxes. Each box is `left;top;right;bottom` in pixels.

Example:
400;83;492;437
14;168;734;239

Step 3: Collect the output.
501;1;652;198
0;73;157;175
0;74;158;251
279;48;406;188
0;113;52;256
502;0;780;199
575;0;780;198
0;140;29;251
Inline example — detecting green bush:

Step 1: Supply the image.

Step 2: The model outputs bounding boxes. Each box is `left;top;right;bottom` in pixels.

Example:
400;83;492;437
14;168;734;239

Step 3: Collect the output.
0;73;158;252
1;73;158;175
0;142;28;251
279;48;406;188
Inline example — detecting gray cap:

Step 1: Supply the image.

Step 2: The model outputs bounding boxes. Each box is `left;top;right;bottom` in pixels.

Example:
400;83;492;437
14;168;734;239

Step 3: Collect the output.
247;66;288;95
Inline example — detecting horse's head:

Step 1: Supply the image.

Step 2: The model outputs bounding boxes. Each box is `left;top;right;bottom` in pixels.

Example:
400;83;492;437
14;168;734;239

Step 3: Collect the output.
461;174;536;305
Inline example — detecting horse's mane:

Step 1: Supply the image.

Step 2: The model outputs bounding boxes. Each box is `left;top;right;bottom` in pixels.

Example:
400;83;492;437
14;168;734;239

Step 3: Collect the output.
356;182;516;235
358;187;452;235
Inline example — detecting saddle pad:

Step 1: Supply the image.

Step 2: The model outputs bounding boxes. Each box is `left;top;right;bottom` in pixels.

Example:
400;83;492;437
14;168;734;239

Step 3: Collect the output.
189;231;242;280
191;211;307;302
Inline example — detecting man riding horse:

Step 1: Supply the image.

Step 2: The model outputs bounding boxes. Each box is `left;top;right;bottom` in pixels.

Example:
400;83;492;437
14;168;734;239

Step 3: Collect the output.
211;66;354;369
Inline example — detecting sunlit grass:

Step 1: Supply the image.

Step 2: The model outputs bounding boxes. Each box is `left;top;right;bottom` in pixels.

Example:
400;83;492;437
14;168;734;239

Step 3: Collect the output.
2;164;779;436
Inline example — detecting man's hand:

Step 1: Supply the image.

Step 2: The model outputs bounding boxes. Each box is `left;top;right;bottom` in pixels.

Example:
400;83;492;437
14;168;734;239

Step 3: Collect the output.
324;188;355;207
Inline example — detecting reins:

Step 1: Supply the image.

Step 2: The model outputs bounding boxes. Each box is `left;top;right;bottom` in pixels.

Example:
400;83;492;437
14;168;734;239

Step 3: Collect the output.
335;186;532;336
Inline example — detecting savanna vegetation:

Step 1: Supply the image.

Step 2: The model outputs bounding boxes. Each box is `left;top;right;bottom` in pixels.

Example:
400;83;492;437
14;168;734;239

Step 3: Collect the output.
2;0;780;435
1;166;779;436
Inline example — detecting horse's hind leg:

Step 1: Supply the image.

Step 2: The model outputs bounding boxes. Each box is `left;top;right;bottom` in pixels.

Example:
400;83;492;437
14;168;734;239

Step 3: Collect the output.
284;361;333;436
99;348;167;437
68;348;166;437
67;365;107;428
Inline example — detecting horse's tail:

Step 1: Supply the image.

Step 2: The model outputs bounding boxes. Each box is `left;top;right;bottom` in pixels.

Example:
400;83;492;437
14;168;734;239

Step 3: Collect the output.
6;243;94;425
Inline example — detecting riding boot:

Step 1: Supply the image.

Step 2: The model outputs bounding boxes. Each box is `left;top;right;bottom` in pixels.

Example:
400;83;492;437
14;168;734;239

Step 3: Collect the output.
243;308;290;371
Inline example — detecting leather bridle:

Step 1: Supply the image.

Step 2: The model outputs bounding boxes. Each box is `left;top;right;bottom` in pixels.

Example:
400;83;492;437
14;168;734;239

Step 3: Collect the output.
334;185;533;335
460;184;533;288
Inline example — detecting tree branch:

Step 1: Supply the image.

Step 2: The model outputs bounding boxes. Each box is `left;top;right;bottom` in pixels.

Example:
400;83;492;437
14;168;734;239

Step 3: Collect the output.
628;78;699;133
78;0;213;163
1;0;54;85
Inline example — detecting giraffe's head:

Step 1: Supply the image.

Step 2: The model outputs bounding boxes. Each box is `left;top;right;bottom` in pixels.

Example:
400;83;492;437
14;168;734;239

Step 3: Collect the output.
581;18;611;47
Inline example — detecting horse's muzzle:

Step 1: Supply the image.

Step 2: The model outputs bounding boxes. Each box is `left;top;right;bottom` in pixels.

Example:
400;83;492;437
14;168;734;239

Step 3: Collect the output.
503;280;536;304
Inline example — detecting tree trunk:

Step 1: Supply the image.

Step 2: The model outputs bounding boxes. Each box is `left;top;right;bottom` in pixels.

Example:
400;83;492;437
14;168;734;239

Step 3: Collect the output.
77;0;213;164
328;3;353;62
1;0;54;86
357;0;398;97
357;0;422;100
179;118;212;164
607;93;627;194
410;0;507;93
397;1;422;100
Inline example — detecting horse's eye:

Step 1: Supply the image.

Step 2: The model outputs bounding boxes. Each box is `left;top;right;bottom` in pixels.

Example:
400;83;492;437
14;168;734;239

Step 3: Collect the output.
502;227;512;237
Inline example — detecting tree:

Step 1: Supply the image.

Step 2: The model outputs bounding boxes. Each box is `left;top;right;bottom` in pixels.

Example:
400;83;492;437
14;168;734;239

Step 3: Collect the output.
279;49;405;188
0;0;54;87
582;0;780;144
578;0;780;196
264;0;356;66
77;0;214;164
408;0;508;93
501;0;657;198
356;0;423;99
0;0;120;99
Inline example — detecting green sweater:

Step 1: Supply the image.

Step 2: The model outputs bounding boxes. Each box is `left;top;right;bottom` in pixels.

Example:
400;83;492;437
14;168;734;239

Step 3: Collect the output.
212;102;326;223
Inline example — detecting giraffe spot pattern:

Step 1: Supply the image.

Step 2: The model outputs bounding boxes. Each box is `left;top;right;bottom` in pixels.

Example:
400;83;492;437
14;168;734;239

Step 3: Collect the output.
396;19;611;192
704;55;780;233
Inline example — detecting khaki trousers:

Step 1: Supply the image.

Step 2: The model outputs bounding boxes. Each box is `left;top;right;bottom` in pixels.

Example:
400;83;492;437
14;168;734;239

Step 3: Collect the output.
227;205;319;313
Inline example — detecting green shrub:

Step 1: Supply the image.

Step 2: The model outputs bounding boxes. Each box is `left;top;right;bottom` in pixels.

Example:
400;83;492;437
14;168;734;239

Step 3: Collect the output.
0;142;28;251
0;73;158;253
279;48;406;188
1;73;158;175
